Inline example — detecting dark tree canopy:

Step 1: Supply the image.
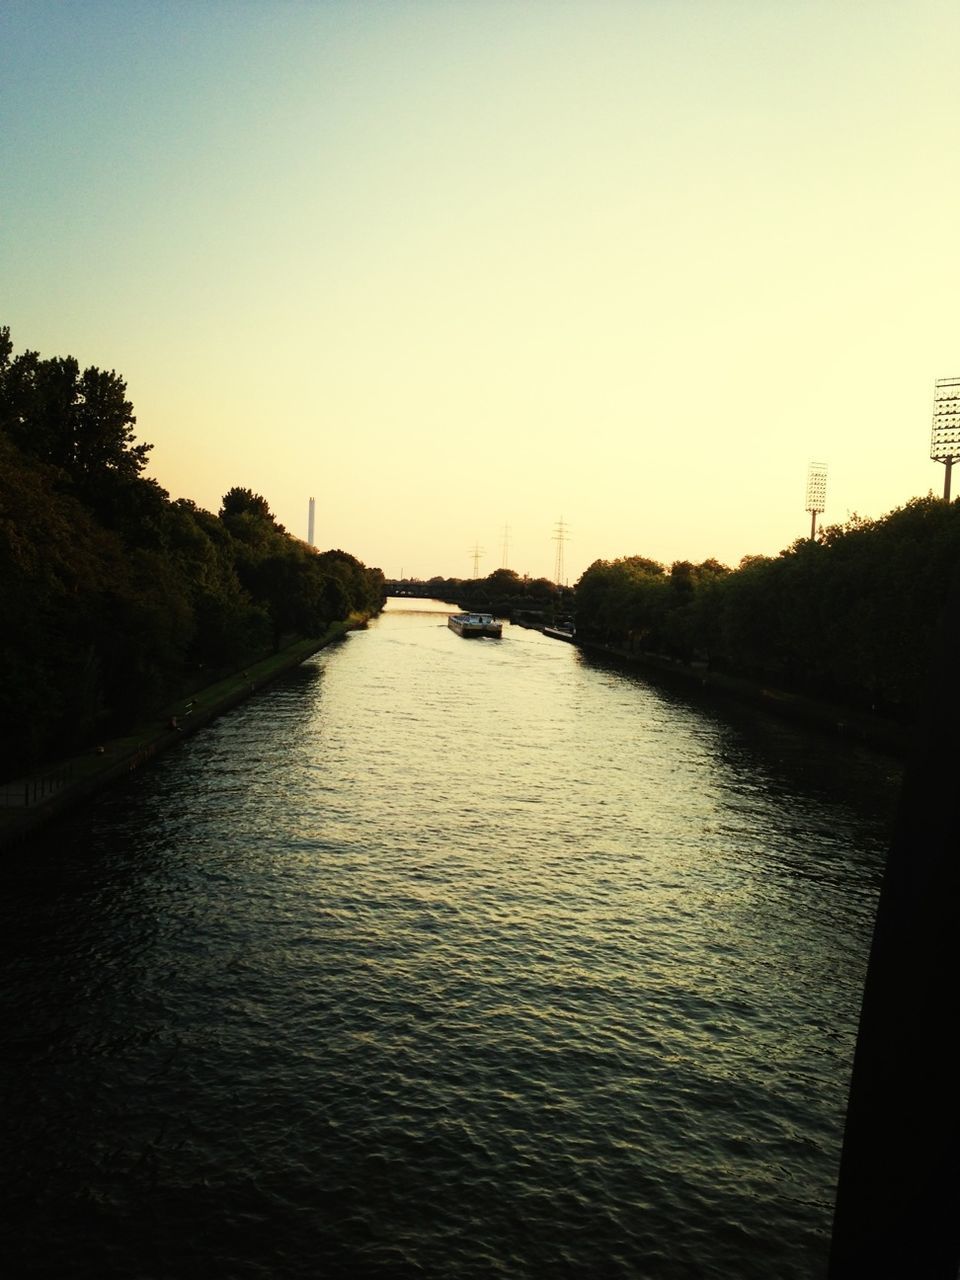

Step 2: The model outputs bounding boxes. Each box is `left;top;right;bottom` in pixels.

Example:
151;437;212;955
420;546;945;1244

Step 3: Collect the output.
219;486;275;522
0;326;148;484
574;499;960;718
0;325;385;777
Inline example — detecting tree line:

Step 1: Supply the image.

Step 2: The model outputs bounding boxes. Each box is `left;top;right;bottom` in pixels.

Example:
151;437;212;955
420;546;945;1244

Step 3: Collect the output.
574;498;960;721
393;568;573;619
0;325;384;777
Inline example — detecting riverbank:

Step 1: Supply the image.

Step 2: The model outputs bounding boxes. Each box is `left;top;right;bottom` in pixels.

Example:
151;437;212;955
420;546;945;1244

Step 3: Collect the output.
0;617;366;850
566;636;906;757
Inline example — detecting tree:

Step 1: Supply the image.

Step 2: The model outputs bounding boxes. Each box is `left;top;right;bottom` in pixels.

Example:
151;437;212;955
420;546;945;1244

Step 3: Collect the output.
73;364;148;480
219;487;276;523
485;568;523;594
0;324;385;773
0;328;149;484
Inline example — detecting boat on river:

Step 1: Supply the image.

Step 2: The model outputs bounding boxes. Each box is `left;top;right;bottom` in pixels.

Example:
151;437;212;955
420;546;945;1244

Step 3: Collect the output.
448;612;502;638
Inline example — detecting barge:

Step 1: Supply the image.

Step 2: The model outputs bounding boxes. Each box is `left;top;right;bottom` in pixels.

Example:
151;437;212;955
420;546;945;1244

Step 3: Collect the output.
448;612;502;638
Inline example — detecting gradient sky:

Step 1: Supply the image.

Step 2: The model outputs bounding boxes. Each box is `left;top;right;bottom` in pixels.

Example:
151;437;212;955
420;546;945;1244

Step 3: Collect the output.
3;1;958;581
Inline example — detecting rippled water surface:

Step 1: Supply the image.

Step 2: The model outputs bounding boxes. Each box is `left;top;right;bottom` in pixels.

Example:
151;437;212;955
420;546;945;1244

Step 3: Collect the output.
1;601;898;1278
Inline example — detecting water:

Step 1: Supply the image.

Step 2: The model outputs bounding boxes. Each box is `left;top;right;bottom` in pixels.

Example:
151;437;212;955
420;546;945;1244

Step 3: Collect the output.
0;600;898;1278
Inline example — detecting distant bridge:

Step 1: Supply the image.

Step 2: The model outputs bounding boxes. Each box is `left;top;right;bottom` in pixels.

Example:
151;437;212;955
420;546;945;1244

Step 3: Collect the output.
384;581;453;598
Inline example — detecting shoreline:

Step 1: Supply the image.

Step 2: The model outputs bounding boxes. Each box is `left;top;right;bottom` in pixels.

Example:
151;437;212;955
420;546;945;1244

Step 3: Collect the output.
572;637;906;757
5;615;904;852
0;618;365;850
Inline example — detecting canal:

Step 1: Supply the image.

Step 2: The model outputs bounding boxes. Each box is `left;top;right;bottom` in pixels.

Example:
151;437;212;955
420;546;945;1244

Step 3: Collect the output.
0;599;899;1278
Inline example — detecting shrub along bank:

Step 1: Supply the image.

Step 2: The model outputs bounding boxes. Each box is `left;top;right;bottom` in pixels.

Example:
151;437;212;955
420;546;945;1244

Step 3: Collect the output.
574;497;960;727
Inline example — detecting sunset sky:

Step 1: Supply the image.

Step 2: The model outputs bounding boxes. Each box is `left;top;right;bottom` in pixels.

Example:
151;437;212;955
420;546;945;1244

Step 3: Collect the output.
3;1;958;582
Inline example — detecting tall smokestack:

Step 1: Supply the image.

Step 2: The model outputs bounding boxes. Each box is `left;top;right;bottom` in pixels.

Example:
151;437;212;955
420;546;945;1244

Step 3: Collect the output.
308;496;316;546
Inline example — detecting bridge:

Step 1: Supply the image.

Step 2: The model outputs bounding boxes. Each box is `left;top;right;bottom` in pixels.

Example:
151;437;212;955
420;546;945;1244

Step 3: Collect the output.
383;581;452;598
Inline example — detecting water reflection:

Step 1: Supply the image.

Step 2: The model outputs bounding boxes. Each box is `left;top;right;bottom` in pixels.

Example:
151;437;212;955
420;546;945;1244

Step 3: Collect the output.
0;601;892;1280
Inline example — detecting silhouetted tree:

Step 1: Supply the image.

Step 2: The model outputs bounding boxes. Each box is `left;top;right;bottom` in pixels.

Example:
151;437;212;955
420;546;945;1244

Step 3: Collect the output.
219;487;275;523
0;325;384;774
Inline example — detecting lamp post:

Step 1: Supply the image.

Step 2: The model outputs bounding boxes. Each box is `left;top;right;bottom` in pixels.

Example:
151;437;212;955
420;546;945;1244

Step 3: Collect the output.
931;377;960;501
805;462;827;541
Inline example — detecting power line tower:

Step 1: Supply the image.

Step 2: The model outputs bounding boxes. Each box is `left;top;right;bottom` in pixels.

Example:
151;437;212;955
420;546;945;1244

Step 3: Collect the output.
931;376;960;500
552;517;569;586
501;524;511;570
805;463;827;541
469;544;485;578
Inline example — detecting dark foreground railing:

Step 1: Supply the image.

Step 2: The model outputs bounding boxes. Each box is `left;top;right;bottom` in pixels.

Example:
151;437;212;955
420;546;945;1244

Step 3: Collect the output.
829;571;960;1278
0;766;73;808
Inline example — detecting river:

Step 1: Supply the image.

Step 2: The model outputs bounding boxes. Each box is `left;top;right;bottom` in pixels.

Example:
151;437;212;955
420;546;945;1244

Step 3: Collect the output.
0;599;899;1278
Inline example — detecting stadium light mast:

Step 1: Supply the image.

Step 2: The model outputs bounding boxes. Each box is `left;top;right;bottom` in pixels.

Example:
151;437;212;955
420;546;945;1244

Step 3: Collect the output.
805;463;827;541
931;377;960;501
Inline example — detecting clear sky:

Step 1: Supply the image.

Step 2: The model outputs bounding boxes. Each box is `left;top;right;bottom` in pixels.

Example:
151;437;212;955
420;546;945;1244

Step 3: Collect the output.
3;1;958;582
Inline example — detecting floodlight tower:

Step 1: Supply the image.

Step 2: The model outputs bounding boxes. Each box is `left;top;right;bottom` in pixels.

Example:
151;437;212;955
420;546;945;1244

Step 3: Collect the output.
931;377;960;500
805;463;827;541
552;517;570;586
307;496;316;546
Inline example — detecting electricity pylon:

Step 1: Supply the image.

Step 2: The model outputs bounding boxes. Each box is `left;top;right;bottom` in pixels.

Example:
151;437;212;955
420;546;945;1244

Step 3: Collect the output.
552;517;569;586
